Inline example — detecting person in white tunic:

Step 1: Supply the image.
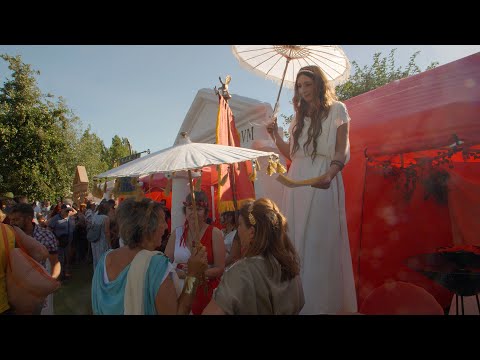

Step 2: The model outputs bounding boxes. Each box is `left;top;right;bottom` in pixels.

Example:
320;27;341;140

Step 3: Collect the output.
266;65;357;314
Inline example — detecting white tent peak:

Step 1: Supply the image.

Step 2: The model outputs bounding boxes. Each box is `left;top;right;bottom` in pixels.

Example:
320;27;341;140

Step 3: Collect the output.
178;132;193;145
175;88;273;146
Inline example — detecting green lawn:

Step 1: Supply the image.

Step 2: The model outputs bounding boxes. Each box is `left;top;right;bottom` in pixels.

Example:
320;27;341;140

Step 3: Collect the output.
54;261;94;315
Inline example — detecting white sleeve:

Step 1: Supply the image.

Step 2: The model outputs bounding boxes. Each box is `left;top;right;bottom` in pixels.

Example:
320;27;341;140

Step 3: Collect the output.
334;102;351;128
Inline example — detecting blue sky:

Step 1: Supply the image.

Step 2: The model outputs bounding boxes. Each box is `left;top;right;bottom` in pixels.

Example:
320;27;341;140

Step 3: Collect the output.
1;45;479;154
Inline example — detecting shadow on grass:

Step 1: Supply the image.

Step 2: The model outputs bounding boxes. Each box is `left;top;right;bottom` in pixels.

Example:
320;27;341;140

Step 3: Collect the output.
54;261;94;315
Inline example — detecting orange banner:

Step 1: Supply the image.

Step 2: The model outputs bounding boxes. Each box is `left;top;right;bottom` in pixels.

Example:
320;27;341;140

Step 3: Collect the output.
215;95;255;213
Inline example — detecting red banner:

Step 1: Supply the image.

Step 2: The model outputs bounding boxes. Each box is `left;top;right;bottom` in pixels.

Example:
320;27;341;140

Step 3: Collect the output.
215;95;255;213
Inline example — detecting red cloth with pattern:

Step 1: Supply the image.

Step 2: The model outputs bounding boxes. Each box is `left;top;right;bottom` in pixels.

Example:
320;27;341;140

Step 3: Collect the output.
191;225;221;315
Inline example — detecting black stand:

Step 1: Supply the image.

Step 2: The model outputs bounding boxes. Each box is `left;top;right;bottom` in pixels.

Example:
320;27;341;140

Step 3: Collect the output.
405;251;480;315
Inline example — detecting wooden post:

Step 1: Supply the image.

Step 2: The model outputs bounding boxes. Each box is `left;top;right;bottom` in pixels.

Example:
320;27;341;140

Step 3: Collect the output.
224;95;238;213
188;170;200;248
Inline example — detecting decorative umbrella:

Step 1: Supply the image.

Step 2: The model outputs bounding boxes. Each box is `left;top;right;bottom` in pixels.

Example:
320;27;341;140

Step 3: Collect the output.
232;45;351;116
95;132;279;244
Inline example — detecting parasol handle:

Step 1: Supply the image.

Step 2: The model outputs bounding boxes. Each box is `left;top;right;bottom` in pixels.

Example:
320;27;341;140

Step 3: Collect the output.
187;170;200;249
272;57;291;122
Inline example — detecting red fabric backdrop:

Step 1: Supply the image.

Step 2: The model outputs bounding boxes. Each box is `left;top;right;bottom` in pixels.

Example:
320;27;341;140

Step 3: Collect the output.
343;53;480;310
356;165;454;307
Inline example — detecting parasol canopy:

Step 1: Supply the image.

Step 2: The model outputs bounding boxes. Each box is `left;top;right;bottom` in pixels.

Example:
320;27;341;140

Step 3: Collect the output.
232;45;351;115
94;133;278;179
94;133;279;245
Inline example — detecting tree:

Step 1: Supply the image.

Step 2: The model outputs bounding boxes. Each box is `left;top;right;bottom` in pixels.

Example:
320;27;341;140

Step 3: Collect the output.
74;126;109;191
0;54;137;201
0;54;78;201
335;49;438;101
105;135;133;168
279;49;439;138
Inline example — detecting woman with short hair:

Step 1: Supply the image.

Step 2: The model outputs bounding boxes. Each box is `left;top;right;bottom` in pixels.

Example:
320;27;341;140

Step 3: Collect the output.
91;198;207;315
165;191;225;315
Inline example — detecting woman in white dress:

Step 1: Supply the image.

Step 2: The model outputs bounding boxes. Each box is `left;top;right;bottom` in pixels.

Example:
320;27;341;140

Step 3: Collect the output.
266;65;357;314
90;202;111;271
220;211;237;258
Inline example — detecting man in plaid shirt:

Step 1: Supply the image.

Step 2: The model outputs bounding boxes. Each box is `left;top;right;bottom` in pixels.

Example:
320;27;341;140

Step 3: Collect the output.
9;203;61;315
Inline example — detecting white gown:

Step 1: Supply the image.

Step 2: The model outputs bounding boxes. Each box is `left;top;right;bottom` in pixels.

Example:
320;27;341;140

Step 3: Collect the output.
281;101;357;314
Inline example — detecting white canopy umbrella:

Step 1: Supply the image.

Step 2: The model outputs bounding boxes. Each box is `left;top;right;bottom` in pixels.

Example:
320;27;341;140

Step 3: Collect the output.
95;133;279;245
232;45;351;116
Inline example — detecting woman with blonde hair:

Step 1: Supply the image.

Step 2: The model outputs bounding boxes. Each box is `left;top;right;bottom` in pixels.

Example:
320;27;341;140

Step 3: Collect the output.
203;198;304;315
91;198;208;315
266;65;357;314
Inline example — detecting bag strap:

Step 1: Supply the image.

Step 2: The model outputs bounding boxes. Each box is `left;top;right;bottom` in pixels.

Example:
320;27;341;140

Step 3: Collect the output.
2;225;38;272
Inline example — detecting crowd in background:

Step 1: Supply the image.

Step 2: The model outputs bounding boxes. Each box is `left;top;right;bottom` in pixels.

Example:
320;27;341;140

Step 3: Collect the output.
0;193;121;281
1;189;307;315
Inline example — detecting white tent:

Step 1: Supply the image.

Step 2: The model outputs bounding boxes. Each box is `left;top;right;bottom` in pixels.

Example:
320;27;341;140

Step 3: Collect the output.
175;88;287;208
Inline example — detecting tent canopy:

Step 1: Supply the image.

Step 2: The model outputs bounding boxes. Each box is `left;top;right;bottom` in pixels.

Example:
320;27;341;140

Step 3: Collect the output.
175;88;274;146
347;52;480;156
343;53;480;309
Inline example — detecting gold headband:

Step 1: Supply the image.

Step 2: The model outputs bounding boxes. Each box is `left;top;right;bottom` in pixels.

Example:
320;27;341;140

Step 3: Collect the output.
248;204;256;226
298;69;314;75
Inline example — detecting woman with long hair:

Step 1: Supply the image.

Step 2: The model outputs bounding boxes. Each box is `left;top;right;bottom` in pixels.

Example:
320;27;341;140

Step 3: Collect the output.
203;198;304;315
266;65;357;314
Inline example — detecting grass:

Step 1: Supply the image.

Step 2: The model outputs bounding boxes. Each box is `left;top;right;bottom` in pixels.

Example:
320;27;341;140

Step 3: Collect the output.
54;261;94;315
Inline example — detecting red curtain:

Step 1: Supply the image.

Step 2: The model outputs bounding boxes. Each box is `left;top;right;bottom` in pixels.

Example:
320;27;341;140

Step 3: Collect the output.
343;151;367;293
344;146;480;310
447;162;480;246
144;190;172;209
357;165;454;308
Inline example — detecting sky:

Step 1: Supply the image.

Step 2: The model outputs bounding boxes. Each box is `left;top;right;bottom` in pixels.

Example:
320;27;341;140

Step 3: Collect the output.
0;45;479;155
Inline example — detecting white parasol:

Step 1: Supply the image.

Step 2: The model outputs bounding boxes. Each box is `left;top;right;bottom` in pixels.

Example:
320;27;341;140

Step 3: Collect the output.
95;133;278;245
231;45;351;116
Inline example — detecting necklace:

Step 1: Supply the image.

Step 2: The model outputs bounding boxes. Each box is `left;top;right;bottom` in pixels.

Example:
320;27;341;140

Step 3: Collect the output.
186;223;208;248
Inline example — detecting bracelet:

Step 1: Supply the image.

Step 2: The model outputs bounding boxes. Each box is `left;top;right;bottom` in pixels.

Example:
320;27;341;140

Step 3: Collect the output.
183;276;199;295
330;160;345;171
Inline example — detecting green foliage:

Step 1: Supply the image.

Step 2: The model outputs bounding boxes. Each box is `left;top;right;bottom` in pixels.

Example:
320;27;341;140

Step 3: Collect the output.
0;54;134;201
0;54;76;200
279;49;439;138
279;113;293;139
105;135;133;168
74;127;109;192
336;49;439;101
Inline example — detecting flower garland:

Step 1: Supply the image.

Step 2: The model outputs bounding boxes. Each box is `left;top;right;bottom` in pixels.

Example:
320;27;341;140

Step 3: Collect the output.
366;137;480;204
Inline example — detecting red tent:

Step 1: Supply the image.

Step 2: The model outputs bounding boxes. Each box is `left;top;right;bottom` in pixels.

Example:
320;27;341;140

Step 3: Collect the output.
343;52;480;309
139;167;222;227
140;173;172;208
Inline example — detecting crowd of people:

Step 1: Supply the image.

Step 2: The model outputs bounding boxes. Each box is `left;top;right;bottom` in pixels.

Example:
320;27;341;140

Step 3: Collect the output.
91;193;304;315
1;65;358;315
0;193;122;314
